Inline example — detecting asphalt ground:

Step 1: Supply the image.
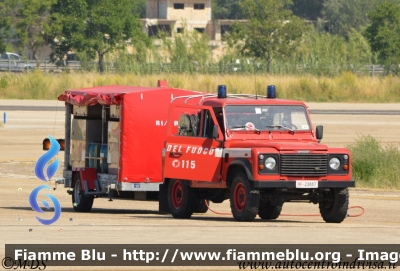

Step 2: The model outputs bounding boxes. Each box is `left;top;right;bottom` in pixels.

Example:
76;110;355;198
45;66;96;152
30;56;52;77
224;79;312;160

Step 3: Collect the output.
0;100;399;270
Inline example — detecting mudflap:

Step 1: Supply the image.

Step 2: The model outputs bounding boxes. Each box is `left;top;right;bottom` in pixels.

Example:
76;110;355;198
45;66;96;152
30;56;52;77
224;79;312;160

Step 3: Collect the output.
158;183;170;214
78;168;97;190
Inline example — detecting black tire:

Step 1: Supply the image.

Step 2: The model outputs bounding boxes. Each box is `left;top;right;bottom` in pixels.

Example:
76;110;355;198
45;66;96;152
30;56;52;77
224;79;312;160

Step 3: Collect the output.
158;183;170;214
319;188;349;223
258;200;283;220
72;174;94;212
194;199;209;213
230;171;260;222
168;180;196;219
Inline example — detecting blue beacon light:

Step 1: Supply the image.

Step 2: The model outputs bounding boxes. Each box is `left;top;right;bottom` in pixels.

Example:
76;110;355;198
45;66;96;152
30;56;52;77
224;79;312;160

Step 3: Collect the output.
218;85;227;98
267;85;276;98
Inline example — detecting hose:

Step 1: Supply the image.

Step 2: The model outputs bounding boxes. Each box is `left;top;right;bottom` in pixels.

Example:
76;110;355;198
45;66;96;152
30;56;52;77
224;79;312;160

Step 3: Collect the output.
204;200;365;218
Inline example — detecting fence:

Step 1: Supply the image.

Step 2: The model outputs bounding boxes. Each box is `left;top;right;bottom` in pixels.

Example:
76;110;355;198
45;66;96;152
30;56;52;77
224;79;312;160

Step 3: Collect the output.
0;59;389;76
0;60;81;73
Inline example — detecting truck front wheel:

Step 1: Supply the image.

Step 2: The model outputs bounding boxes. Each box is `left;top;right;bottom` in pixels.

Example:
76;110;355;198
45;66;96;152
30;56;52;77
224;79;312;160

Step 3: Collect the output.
230;172;260;222
319;188;349;223
168;180;196;219
72;174;94;212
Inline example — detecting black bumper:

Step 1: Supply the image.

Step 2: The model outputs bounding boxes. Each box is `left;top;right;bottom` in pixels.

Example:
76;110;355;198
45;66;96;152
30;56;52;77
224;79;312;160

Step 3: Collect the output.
253;180;355;188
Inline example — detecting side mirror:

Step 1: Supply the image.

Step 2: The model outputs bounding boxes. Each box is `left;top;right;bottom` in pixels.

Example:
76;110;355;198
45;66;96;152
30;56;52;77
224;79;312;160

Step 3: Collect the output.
316;125;323;141
212;125;219;139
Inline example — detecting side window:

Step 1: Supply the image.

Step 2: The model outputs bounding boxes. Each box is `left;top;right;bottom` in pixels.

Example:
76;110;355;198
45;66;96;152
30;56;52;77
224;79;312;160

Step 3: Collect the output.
1;54;7;59
10;54;20;60
213;107;225;136
174;108;219;138
177;113;199;136
202;110;216;138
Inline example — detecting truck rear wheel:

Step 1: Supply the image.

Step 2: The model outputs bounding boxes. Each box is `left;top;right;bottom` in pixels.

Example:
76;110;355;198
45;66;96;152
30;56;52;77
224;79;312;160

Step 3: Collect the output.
72;174;94;212
230;172;260;222
168;180;196;219
258;201;283;220
194;199;209;213
319;188;349;223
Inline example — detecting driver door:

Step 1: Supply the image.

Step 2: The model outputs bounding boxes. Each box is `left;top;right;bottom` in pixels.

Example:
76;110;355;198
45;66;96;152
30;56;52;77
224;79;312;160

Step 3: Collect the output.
164;107;223;183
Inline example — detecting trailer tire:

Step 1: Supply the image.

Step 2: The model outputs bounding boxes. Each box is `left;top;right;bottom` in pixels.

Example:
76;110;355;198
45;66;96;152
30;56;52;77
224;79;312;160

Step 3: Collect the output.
230;171;260;222
72;174;94;212
194;199;209;213
319;188;349;223
168;180;196;219
258;201;283;220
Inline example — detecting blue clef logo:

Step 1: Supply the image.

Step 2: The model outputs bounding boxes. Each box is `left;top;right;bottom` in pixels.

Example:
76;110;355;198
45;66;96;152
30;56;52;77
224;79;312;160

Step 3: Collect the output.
29;135;62;225
35;136;60;182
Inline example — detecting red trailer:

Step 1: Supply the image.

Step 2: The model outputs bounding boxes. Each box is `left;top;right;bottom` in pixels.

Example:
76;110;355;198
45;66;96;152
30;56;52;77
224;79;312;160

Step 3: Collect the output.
56;80;201;212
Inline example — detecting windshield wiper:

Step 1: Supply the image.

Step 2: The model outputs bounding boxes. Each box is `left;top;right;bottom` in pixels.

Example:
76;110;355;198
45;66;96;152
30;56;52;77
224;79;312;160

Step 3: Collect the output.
267;125;295;133
231;125;246;129
231;124;261;134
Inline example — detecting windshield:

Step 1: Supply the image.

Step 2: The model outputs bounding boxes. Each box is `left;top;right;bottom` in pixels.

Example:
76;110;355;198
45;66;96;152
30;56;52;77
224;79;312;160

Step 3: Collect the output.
225;105;310;131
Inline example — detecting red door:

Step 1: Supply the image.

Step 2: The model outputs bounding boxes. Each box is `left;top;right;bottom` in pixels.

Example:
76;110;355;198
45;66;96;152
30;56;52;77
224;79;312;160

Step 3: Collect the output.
163;107;223;183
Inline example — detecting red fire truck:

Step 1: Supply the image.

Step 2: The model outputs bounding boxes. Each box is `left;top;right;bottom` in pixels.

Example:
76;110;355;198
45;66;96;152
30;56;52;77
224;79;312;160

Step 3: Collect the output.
53;81;354;223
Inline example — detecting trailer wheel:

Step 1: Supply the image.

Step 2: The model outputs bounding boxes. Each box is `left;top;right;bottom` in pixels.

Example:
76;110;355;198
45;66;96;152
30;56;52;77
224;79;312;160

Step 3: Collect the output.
72;174;94;212
230;172;260;222
319;188;349;223
194;199;209;213
168;180;196;219
258;201;283;220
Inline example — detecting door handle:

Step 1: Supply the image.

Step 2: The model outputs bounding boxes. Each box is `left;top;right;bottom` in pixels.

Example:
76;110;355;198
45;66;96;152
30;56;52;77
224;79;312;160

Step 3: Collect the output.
170;152;182;157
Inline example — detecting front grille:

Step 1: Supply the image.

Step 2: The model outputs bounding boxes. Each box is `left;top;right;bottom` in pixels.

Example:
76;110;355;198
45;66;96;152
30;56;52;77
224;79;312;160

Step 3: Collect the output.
280;154;327;176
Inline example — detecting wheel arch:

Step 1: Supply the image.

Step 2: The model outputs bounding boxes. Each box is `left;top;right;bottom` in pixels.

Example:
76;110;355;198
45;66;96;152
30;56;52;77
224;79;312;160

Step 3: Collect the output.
226;159;254;187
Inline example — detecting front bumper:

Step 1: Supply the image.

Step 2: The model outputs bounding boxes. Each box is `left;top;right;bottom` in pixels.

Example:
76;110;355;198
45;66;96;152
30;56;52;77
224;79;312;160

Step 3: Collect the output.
253;180;355;188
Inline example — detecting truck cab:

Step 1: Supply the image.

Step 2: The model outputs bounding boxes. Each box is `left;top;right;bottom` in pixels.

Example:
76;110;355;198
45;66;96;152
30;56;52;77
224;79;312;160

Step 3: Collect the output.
163;85;354;223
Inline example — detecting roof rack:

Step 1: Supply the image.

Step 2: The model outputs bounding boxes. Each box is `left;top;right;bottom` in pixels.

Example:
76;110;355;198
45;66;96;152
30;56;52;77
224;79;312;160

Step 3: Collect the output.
171;93;261;105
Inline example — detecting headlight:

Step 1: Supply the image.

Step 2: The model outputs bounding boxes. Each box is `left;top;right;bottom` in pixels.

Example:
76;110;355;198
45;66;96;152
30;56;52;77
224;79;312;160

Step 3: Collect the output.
329;157;340;170
265;157;276;170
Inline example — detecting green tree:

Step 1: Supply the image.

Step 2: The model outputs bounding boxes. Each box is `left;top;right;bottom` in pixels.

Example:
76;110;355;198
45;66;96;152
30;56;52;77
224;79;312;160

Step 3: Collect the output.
295;27;372;70
0;0;14;53
132;0;146;18
161;26;211;65
291;0;325;20
212;0;244;19
364;1;400;65
51;0;149;72
227;0;306;72
322;0;400;37
14;0;55;64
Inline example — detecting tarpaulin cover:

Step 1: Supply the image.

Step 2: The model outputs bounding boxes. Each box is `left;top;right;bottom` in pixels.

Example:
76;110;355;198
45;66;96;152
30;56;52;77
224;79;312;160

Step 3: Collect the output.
61;83;202;183
58;85;155;106
119;88;201;183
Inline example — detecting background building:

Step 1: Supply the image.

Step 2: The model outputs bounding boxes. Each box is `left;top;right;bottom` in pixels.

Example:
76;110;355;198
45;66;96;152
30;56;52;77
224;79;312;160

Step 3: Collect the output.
142;0;241;42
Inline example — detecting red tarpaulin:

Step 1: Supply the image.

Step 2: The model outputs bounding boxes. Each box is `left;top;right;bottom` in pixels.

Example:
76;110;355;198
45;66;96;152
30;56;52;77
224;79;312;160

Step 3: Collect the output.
58;85;155;106
60;84;202;183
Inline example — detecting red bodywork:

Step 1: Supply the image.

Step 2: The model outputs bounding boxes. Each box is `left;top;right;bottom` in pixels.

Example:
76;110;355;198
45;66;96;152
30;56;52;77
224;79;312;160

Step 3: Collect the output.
59;82;201;184
163;96;353;188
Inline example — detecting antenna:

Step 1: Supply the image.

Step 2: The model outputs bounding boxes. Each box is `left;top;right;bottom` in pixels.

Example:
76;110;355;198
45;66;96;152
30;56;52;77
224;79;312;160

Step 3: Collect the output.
255;75;258;99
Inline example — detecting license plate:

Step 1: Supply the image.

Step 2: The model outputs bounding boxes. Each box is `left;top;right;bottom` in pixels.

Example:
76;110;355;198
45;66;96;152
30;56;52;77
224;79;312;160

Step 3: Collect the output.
296;180;318;188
